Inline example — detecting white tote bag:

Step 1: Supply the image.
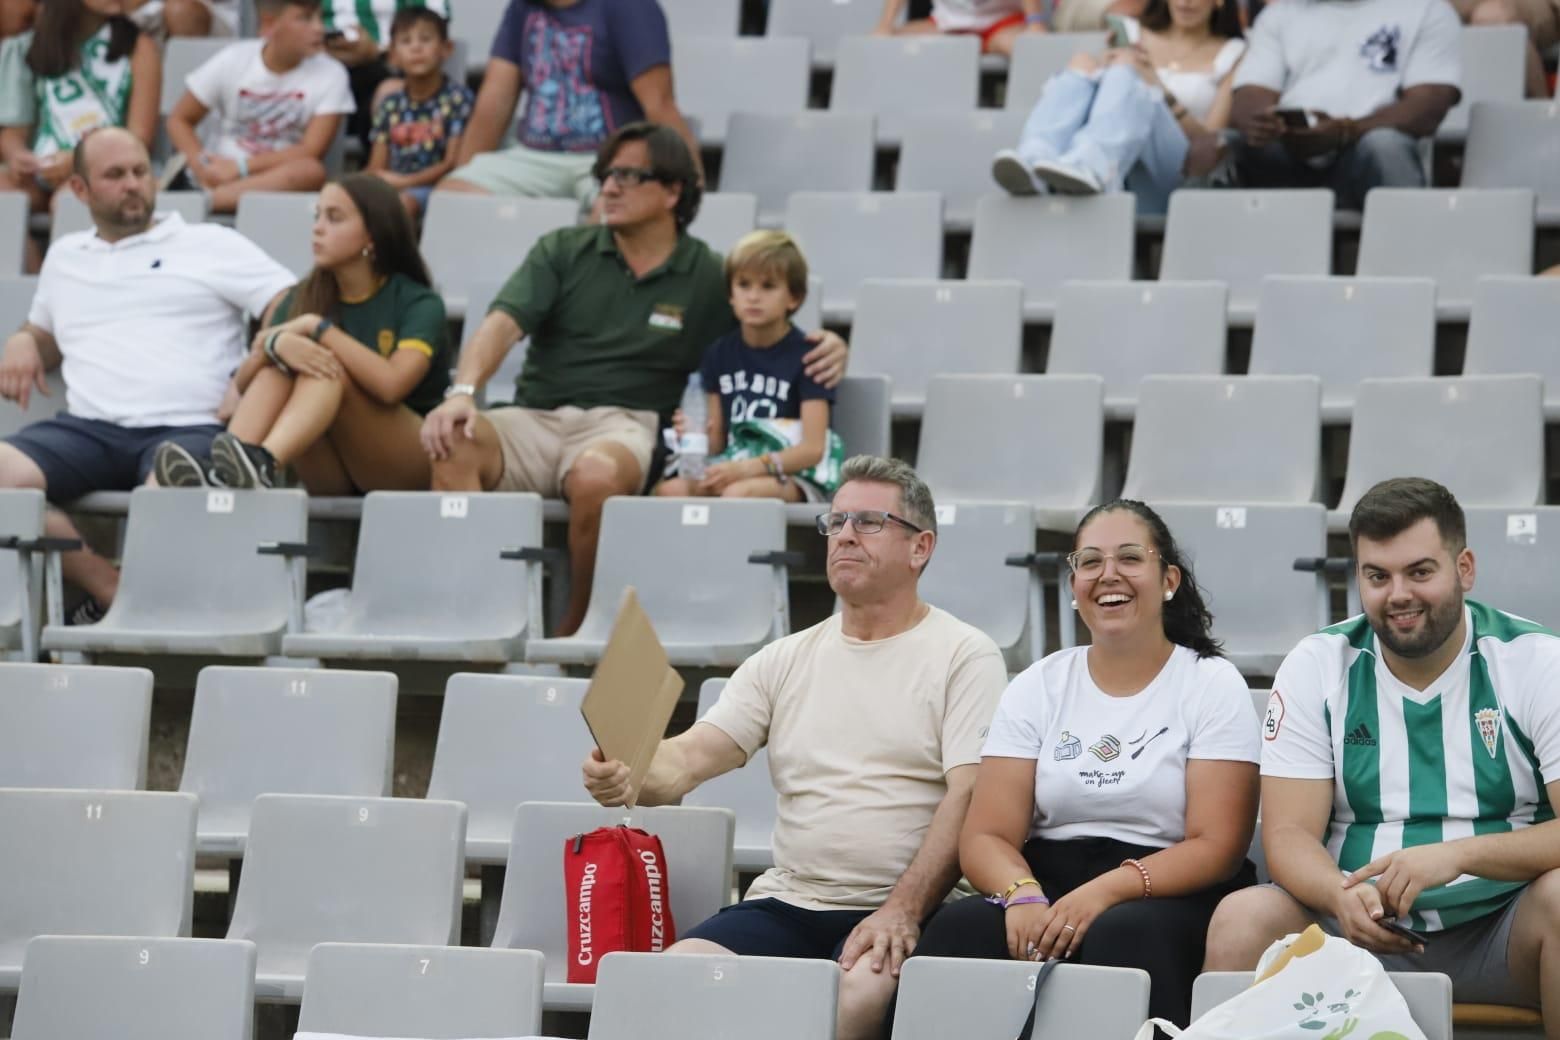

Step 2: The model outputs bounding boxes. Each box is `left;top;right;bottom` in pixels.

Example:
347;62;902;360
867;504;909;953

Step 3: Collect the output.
1131;925;1428;1040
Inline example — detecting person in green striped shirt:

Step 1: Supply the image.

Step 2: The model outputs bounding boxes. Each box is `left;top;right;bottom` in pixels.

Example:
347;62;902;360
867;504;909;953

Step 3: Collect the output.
1205;477;1560;1024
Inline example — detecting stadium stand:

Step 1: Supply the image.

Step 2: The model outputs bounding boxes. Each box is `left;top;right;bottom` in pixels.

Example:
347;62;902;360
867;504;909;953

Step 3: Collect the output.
1461;506;1560;628
0;489;48;659
1462;101;1560;218
419;194;578;319
830;35;981;146
892;958;1153;1040
0;661;152;789
673;38;810;147
895;109;1029;230
918;499;1043;667
685;191;760;256
1002;32;1110;113
662;0;743;37
0;193;26;278
589;952;840;1040
232;192;320;279
764;0;881;68
1462;275;1560;417
720;113;875;227
682;677;778;872
968;194;1136;321
786;191;945;322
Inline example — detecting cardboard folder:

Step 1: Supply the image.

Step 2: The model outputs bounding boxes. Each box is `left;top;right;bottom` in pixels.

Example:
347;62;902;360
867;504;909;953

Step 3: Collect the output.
581;586;684;808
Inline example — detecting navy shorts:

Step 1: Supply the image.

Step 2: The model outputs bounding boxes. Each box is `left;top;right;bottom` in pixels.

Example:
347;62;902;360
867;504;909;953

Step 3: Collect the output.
5;414;223;503
680;898;872;959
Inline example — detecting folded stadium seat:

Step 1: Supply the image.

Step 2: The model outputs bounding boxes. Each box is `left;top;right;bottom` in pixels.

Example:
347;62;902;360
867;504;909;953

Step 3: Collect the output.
765;0;880;68
450;0;506;76
1463;276;1560;418
1462;102;1560;221
1355;188;1534;320
1439;26;1529;141
917;374;1105;532
40;487;309;659
525;497;792;667
489;801;735;1012
896;109;1029;231
1247;276;1436;423
226;793;465;1001
234;192;318;277
425;673;593;866
968;194;1135;321
12;936;256;1040
0;488;48;658
1191;971;1452;1040
1047;280;1228;421
1148;503;1329;677
420;194;579;320
281;491;548;663
1159;189;1334;325
0;281;65;440
298;943;545;1037
51;191;207;244
1002;32;1111;114
156;37;228;162
178;667;396;858
0;192;24;277
849;279;1023;419
831;35;981;147
892;958;1151;1040
0;662;152;789
1456;507;1560;628
1330;375;1543;531
777;373;894;526
918;501;1043;668
589;952;839;1040
686;191;759;255
0;788;196;991
788;192;945;322
720;112;875;227
662;0;740;36
673;38;809;148
1120;375;1322;506
682;677;777;872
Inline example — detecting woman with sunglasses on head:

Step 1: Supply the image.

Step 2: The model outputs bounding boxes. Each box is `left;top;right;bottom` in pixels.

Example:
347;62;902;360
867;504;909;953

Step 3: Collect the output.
904;500;1260;1029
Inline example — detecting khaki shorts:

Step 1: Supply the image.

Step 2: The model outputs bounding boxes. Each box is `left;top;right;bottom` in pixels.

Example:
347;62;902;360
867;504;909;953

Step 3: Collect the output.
487;405;658;497
446;144;598;205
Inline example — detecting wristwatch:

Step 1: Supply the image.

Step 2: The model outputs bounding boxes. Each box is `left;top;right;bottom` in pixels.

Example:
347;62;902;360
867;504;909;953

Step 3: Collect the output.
444;382;477;400
311;317;335;342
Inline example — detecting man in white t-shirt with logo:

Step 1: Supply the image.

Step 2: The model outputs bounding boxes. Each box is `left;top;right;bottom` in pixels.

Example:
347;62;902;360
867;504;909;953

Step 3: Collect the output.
166;0;354;214
582;455;1008;1040
1205;477;1560;1026
1228;0;1461;208
0;128;295;620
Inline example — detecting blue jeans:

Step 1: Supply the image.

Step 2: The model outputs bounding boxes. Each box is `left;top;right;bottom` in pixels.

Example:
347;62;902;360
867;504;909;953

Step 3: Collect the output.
1014;64;1189;213
1231;127;1425;210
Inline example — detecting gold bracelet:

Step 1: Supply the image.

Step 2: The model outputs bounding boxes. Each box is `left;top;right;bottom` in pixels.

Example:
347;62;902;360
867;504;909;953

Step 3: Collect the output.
999;877;1043;901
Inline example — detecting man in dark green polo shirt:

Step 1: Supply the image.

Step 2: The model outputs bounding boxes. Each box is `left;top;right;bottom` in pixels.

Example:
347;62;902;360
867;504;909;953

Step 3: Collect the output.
420;121;849;636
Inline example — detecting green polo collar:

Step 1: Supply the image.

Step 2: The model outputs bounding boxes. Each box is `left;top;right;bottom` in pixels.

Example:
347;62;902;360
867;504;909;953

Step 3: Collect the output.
592;224;701;279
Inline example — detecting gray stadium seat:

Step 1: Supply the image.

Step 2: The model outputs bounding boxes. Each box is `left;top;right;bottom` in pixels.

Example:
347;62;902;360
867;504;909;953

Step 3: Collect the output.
1160;189;1334;323
1463;506;1560;628
721;112;875;227
526;498;791;667
896;109;1028;230
160;37;230;115
1120;376;1322;505
589;952;839;1040
178;666;396;856
1191;971;1452;1040
425;673;593;865
683;677;776;871
226;793;465;1001
831;35;980;145
786;192;943;321
282;491;546;662
0;192;24;277
921;500;1042;667
0;663;152;789
0;788;196;991
1003;32;1110;113
1440;26;1530;139
1248;276;1437;422
687;191;758;255
766;0;881;67
893;957;1151;1040
1150;503;1328;677
674;38;809;146
13;936;255;1040
849;279;1023;418
1462;101;1560;218
451;0;507;75
0;279;67;437
51;191;208;242
298;943;545;1038
234;191;318;277
918;374;1105;531
41;487;309;659
490;801;736;1011
968;194;1136;320
0;488;46;656
1048;280;1227;420
1356;188;1534;319
421;194;579;318
1331;375;1544;530
459;277;527;406
1463;276;1560;418
662;0;740;37
834;374;892;459
792;273;825;332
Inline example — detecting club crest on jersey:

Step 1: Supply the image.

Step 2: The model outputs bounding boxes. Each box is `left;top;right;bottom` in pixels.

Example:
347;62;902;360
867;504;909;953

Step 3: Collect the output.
1264;691;1285;742
1475;707;1502;759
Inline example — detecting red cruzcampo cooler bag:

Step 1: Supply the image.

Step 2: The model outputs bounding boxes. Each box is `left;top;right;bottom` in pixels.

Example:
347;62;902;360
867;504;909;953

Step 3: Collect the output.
565;826;677;983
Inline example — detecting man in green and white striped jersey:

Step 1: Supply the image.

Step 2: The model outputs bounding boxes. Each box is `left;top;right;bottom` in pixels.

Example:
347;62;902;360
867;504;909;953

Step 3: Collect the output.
1206;477;1560;1024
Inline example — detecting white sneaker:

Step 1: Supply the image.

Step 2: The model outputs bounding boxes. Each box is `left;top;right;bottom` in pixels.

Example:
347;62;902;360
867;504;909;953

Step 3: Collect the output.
1032;158;1104;195
991;149;1046;196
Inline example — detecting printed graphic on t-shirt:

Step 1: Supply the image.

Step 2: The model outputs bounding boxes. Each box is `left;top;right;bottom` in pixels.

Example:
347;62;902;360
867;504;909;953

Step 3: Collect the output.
520;13;606;151
234;87;310;154
717;370;795;424
1360;25;1400;72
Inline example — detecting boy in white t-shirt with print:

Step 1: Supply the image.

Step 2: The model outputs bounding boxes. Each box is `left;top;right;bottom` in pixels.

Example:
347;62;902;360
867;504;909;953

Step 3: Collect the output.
166;0;354;213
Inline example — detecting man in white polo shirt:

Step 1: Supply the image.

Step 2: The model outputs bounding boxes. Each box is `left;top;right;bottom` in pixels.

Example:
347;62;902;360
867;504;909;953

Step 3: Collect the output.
1228;0;1461;208
0;127;295;620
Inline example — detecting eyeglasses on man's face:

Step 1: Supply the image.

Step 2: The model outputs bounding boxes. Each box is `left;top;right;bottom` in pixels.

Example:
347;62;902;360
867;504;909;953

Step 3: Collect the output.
1065;544;1159;579
597;165;662;188
815;510;924;537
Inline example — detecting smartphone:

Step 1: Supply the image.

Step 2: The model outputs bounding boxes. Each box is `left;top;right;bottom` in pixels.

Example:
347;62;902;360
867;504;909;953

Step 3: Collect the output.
1379;917;1430;946
1274;108;1315;130
1104;14;1130;47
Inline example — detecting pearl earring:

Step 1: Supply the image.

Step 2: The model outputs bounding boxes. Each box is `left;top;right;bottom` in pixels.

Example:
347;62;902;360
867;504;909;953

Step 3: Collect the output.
1070;599;1078;610
361;246;372;258
1164;590;1174;601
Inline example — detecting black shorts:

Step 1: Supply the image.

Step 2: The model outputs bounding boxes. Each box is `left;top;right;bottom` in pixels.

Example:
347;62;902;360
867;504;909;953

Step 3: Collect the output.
6;414;223;503
681;898;873;959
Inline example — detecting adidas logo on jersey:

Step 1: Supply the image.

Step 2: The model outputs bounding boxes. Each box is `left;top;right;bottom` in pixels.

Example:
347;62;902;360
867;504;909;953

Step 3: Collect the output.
1343;723;1377;747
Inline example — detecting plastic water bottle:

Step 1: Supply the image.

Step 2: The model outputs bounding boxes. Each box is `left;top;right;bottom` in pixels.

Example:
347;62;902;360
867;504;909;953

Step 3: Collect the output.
679;373;708;481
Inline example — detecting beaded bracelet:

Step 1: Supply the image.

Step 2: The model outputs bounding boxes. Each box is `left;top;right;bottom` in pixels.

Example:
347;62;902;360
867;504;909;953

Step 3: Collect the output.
1121;858;1152;899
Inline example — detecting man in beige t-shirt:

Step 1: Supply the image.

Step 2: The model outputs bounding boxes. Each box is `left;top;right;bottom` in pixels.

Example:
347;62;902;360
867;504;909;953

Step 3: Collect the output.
583;455;1007;1040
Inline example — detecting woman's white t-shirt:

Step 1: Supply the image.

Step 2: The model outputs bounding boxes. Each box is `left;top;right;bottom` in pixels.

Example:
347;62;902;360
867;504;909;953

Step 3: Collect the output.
982;644;1260;848
1124;18;1246;122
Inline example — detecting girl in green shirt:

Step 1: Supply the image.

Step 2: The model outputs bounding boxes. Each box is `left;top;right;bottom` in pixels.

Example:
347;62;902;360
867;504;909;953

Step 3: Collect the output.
153;173;452;493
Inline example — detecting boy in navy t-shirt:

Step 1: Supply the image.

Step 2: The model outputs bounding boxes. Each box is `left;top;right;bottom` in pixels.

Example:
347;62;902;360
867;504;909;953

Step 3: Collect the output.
656;230;842;502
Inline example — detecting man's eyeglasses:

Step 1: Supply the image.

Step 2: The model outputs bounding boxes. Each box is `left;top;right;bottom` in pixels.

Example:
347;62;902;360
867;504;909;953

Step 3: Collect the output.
597;165;662;188
1065;544;1158;579
816;510;925;537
